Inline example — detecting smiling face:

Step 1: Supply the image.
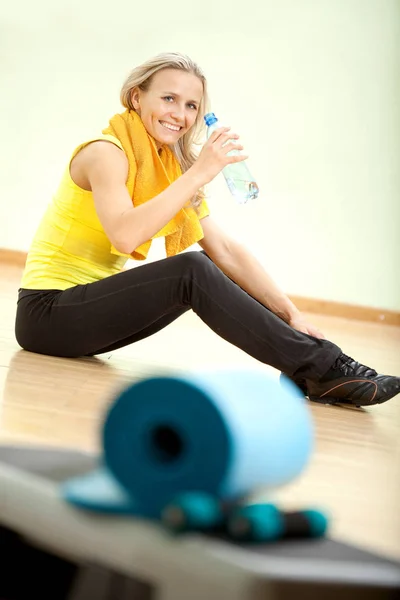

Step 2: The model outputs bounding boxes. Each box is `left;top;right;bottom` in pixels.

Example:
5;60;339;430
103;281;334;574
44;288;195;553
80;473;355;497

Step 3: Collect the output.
130;68;204;148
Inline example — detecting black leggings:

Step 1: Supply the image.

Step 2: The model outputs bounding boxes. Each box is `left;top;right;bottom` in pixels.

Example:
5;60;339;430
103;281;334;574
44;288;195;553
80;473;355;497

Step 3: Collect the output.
15;251;341;380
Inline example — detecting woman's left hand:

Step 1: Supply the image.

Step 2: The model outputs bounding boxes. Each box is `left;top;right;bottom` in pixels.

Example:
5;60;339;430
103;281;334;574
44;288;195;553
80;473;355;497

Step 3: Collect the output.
289;314;326;339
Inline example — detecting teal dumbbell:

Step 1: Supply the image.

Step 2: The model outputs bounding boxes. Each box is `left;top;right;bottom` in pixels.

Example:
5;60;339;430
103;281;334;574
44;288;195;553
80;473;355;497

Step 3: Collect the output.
161;492;228;534
227;503;329;543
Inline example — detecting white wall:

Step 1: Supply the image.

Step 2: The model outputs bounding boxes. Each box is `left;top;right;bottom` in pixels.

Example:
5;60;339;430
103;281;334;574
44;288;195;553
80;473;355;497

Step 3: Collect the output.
1;0;399;310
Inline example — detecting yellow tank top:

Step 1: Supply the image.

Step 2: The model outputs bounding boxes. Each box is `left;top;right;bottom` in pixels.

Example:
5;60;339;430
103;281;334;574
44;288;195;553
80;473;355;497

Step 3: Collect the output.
20;135;133;290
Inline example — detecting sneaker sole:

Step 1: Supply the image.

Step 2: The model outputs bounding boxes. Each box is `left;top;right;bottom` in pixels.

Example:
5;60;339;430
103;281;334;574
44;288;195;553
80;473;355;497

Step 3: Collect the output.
309;393;398;408
309;396;363;408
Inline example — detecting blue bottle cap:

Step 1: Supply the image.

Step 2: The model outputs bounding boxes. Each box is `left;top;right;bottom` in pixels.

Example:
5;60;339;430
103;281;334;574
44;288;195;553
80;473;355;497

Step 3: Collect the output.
204;112;218;127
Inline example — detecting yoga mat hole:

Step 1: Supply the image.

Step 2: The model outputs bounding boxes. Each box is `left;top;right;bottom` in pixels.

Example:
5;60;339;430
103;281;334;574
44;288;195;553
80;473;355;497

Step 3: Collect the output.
151;425;184;463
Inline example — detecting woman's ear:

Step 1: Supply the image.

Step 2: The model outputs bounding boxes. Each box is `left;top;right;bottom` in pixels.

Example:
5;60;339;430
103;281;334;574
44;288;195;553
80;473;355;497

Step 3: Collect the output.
130;88;141;111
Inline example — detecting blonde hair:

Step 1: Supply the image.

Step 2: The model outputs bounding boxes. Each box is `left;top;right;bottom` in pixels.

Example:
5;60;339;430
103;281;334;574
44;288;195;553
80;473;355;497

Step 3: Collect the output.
120;52;210;210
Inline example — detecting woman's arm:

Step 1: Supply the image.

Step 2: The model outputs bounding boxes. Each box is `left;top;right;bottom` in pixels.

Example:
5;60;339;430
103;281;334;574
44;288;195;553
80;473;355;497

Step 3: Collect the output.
199;216;325;338
79;126;245;255
83;142;204;254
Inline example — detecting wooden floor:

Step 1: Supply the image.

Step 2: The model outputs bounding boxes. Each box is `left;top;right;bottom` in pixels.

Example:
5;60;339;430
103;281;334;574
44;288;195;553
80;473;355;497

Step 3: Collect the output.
1;262;400;562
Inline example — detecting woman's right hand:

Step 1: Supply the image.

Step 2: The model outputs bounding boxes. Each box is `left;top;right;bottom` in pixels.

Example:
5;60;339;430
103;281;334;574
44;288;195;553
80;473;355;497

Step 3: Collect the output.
191;127;249;185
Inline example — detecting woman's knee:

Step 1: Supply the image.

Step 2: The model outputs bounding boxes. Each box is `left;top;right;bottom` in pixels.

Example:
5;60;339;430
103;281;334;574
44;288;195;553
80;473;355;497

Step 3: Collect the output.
178;250;212;268
175;250;219;279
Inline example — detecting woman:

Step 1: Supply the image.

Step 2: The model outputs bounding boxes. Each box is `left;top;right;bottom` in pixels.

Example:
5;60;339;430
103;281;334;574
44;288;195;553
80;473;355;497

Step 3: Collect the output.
15;52;399;408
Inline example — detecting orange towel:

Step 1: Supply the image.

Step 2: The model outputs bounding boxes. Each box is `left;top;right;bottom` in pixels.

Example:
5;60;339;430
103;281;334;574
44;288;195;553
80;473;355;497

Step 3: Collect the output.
102;109;209;260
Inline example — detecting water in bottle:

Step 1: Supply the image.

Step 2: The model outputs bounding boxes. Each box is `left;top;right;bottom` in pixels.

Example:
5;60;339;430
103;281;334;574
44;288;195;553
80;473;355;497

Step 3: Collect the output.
204;112;259;204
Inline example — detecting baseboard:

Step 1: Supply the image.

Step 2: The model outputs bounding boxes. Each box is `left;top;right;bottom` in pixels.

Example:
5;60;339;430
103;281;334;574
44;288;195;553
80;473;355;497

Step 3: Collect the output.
289;296;400;327
1;248;399;326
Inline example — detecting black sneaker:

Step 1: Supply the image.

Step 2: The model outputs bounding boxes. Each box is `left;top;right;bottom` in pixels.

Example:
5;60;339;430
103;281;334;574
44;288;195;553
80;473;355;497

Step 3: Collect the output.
305;353;400;407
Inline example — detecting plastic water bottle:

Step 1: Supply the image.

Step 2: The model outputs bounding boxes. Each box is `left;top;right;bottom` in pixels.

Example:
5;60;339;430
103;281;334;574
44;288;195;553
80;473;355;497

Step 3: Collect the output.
204;112;259;204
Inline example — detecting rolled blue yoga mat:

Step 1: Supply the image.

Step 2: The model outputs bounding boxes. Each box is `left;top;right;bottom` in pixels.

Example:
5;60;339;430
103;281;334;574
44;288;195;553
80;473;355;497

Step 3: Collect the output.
62;369;314;518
